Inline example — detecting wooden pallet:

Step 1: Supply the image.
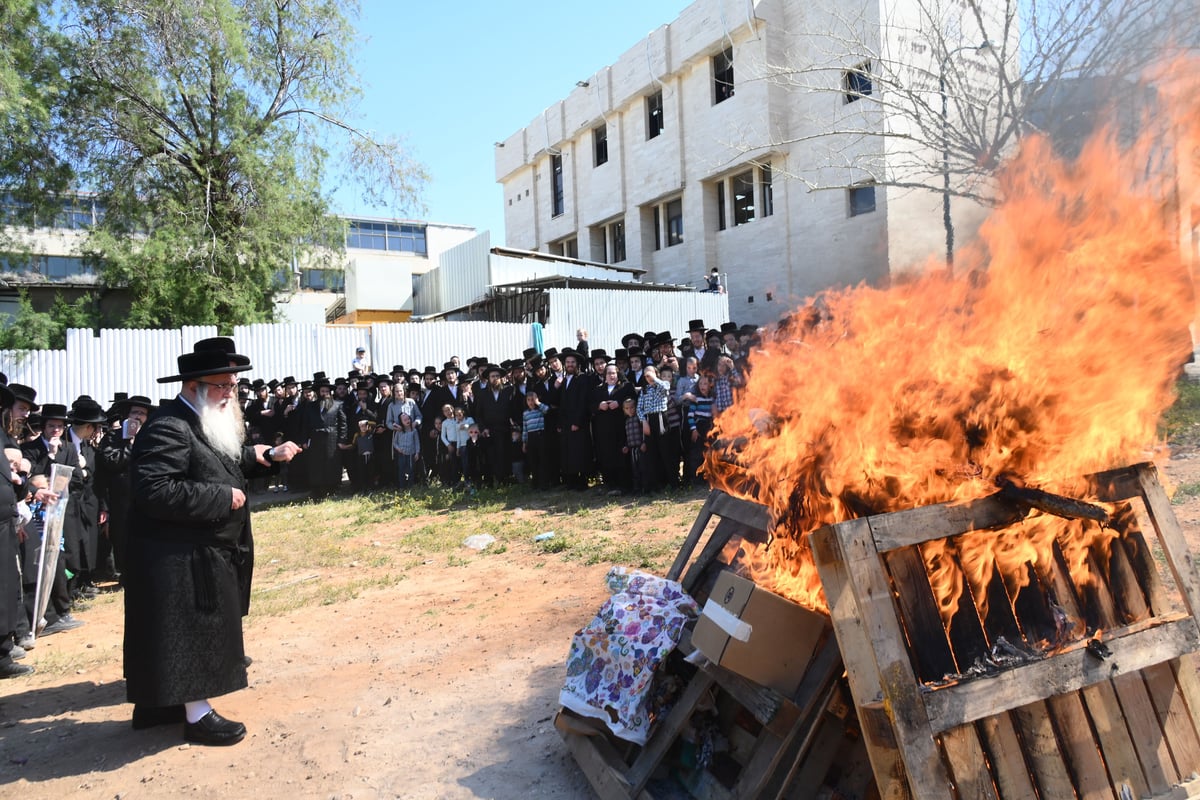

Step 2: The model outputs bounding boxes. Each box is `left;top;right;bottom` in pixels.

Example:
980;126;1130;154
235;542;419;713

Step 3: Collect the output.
557;490;853;800
809;462;1200;800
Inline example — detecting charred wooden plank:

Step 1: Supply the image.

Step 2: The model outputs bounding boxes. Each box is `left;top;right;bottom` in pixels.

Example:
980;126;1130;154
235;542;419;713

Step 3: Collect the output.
1033;544;1149;798
812;518;951;800
940;723;1000;800
1046;692;1118;800
977;712;1039;800
997;478;1111;525
866;495;1030;552
1087;465;1145;503
1136;465;1200;620
922;613;1200;733
883;547;959;682
1012;701;1079;799
811;520;921;800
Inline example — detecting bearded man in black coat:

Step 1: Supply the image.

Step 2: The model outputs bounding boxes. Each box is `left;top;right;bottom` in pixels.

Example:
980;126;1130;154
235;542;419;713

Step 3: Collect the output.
123;341;299;746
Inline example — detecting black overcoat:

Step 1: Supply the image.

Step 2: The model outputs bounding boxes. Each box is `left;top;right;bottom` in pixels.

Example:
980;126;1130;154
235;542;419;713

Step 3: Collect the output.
122;397;269;707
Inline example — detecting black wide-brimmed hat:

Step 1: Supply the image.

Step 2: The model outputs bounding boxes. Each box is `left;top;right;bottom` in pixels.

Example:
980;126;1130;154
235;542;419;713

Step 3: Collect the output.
688;319;706;332
69;396;107;425
158;348;254;383
522;347;540;362
9;383;38;411
590;349;610;362
112;394;154;417
282;375;297;386
542;347;559;361
620;332;642;349
720;321;738;335
482;363;503;377
192;336;250;367
40;403;69;421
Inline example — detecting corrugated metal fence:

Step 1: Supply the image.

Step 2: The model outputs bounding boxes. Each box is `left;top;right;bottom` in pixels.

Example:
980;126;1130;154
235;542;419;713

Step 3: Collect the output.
0;321;539;404
0;288;731;403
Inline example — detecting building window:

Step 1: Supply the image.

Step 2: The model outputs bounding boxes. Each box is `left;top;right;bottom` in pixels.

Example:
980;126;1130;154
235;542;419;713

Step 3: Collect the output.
346;220;427;255
551;153;565;217
593;124;608;167
550;236;578;259
732;171;755;226
54;198;95;229
646;199;682;251
716;182;726;231
713;47;734;104
646;91;664;140
849;183;877;216
0;253;95;279
609;219;626;263
844;60;873;103
300;268;346;292
761;163;774;218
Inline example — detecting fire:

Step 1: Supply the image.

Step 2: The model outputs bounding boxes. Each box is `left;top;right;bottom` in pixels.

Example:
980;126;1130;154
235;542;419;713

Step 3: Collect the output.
707;59;1199;627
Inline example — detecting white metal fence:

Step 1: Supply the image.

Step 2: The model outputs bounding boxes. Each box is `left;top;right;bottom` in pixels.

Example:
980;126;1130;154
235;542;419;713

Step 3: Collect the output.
0;288;732;404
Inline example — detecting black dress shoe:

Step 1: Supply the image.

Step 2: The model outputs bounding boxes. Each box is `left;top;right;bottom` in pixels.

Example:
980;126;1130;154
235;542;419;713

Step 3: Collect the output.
131;704;185;730
184;710;246;746
0;660;34;679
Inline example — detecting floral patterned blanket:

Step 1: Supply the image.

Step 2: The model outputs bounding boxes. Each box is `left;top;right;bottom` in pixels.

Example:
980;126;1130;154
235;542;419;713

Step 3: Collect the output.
559;567;698;744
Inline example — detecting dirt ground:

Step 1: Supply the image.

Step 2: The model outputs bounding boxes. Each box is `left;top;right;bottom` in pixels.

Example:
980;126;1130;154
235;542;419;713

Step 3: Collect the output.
3;451;1200;800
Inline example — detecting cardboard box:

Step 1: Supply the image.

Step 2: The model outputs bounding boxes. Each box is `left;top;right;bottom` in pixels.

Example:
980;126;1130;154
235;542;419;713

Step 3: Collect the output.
691;571;829;697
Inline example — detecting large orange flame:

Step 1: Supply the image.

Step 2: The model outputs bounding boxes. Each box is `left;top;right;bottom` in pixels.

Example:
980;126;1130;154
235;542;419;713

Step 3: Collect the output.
707;59;1199;622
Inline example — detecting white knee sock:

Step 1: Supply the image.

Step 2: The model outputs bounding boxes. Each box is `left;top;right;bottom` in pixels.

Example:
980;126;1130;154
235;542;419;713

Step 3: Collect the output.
184;699;213;723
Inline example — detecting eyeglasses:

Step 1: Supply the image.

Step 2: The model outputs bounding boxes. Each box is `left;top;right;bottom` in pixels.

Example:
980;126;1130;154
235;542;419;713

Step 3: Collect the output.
198;381;238;393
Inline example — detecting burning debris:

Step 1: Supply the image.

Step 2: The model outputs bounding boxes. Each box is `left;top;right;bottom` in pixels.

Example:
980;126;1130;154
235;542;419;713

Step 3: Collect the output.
558;59;1200;800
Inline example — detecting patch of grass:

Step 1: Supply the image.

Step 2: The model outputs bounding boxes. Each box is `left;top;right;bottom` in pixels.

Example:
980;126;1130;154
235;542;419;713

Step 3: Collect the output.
1162;379;1200;448
559;533;687;570
245;480;703;618
1172;480;1200;504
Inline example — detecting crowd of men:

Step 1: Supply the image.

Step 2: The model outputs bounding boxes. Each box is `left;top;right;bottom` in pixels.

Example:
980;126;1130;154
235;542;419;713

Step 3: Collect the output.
0;319;757;682
240;319;757;496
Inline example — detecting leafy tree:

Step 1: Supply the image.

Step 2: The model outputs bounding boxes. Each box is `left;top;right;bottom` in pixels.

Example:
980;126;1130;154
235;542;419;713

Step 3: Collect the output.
0;291;97;351
62;0;427;329
0;0;76;228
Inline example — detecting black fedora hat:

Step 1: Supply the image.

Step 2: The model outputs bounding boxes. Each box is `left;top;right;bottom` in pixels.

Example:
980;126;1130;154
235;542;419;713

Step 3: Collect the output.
542;347;559;361
482;363;503;377
192;336;250;367
8;383;37;411
522;347;540;362
282;375;297;386
40;403;69;421
590;348;610;362
423;365;438;376
113;394;154;417
158;349;253;384
688;319;706;332
69;396;107;425
720;321;738;335
620;332;642;349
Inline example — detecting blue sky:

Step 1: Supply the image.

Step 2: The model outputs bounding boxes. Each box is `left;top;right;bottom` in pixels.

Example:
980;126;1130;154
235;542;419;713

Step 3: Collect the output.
327;0;693;243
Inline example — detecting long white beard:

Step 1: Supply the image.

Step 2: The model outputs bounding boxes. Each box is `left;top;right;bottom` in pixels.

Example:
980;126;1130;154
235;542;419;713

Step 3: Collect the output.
197;384;245;461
